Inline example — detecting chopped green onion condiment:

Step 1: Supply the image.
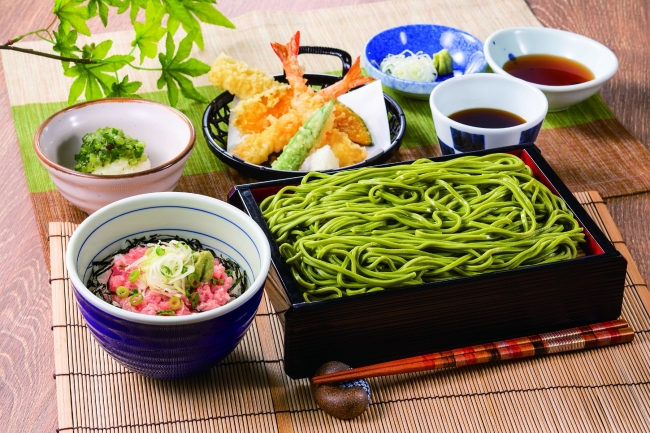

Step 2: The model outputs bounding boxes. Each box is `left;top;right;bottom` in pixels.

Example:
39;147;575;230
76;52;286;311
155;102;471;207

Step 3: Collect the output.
169;297;182;310
129;269;140;282
116;286;130;298
156;310;176;316
191;292;200;309
156;247;165;256
74;127;147;173
188;273;200;289
129;293;144;306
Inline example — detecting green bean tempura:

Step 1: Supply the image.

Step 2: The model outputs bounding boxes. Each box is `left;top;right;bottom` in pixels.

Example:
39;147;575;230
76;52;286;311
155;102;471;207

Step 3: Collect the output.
260;154;585;302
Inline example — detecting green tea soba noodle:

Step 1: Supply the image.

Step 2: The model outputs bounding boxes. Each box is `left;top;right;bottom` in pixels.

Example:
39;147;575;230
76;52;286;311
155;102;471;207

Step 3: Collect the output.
260;154;585;302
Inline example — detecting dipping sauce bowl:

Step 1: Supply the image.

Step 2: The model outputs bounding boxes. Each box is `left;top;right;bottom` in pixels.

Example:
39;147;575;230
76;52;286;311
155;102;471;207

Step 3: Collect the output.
429;74;548;155
484;27;618;111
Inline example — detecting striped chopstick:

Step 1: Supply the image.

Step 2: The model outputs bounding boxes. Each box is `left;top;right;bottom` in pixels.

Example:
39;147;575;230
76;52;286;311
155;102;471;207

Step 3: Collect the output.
311;319;633;385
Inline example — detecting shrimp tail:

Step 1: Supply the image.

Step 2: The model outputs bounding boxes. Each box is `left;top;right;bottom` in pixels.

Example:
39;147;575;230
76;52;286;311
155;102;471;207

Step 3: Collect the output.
317;57;375;101
271;31;307;93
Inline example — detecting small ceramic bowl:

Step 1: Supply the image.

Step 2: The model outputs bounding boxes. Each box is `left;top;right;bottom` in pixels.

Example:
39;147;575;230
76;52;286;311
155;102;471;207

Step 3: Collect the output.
34;98;196;214
65;192;271;380
430;74;548;155
363;24;488;100
484;27;618;111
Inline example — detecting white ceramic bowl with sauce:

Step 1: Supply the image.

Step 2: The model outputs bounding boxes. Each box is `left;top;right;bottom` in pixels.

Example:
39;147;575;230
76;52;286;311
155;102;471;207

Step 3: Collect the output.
484;27;618;111
429;74;548;155
34;98;195;214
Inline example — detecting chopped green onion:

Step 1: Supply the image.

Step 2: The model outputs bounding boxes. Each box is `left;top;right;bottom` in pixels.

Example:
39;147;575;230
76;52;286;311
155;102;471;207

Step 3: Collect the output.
156;310;176;316
128;269;140;282
191;292;200;309
129;293;144;306
156;246;165;256
211;277;217;285
169;296;182;310
182;266;188;274
116;286;130;298
161;265;172;277
225;269;232;277
188;273;200;289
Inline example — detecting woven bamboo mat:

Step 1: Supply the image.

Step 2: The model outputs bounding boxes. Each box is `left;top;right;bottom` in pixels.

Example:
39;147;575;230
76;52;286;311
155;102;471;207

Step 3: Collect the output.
50;191;650;433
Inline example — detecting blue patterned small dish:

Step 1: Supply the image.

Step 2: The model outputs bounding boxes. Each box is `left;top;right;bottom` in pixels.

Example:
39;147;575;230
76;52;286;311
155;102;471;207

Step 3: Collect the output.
363;24;487;100
66;192;271;380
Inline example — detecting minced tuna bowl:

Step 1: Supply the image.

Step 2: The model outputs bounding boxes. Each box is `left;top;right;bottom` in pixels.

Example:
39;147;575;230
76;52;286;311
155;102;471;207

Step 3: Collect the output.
86;236;247;317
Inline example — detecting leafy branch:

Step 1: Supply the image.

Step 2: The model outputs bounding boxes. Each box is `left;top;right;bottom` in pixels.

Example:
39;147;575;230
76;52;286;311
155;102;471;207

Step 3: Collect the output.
0;0;234;106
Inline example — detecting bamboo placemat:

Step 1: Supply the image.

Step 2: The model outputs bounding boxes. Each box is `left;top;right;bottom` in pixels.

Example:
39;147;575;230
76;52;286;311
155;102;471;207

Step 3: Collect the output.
6;0;650;266
50;191;650;433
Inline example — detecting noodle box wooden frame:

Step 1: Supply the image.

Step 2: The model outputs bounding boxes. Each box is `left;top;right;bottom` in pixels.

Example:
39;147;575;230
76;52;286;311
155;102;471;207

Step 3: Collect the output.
228;144;627;379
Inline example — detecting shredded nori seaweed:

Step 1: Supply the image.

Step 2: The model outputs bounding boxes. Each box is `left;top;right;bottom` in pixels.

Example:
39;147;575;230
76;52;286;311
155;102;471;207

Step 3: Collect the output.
86;234;248;311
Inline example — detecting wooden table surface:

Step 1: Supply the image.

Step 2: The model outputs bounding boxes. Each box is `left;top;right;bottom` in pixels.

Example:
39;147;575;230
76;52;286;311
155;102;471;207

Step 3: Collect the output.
1;1;648;431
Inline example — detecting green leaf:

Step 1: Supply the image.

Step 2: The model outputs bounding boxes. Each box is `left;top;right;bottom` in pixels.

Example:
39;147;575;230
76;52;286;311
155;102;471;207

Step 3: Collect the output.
53;28;81;69
167;16;180;35
64;42;130;104
108;76;143;97
87;0;111;26
162;0;202;48
132;1;167;63
68;74;86;104
180;0;234;28
157;32;209;106
175;58;210;77
89;40;113;60
53;0;91;36
114;0;150;23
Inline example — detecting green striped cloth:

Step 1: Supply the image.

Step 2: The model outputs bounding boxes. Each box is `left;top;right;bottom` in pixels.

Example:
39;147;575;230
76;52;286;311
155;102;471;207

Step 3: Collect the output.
14;85;616;195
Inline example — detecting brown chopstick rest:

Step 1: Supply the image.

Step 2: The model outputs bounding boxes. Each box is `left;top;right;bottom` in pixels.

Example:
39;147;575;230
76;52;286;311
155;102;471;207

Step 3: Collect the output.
312;361;371;420
312;319;632;386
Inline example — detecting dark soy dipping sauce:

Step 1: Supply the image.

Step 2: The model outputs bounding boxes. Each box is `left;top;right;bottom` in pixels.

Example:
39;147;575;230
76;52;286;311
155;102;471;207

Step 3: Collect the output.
503;54;594;86
449;108;526;129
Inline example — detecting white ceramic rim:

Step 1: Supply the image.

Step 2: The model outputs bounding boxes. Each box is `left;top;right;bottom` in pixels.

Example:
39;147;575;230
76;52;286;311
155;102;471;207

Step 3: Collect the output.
65;192;272;325
33;98;196;180
429;73;548;134
483;27;619;94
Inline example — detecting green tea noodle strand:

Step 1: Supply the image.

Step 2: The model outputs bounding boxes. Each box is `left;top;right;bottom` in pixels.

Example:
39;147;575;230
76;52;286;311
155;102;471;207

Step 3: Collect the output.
260;154;585;302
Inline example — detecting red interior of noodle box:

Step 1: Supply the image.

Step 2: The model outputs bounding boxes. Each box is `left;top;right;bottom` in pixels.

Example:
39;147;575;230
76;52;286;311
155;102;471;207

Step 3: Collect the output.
228;144;626;379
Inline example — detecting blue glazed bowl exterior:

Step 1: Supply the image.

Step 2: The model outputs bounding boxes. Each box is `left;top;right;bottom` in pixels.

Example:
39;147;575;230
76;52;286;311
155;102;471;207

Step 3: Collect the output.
363;24;487;99
73;283;264;379
66;192;271;380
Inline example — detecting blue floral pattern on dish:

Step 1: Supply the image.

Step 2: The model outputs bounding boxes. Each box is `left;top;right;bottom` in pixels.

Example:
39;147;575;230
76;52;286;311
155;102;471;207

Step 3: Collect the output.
363;24;488;99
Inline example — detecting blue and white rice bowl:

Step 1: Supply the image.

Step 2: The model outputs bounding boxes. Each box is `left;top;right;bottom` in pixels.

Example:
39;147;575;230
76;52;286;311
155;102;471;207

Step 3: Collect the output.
65;192;271;380
363;24;488;99
429;74;548;155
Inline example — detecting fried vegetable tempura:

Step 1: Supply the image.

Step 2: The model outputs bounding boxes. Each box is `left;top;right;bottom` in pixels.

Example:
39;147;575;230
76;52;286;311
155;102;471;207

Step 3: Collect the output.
209;32;374;170
208;53;288;99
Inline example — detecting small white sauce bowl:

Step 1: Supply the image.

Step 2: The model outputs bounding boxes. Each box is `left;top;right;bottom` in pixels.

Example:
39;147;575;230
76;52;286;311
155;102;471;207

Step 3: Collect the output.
429;74;548;154
484;27;618;111
34;98;196;214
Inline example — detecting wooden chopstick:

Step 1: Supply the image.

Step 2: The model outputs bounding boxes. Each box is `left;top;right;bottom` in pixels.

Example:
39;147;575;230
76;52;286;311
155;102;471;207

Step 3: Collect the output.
312;319;633;385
